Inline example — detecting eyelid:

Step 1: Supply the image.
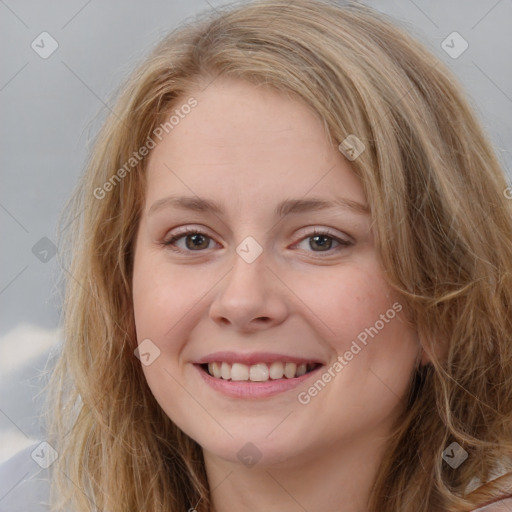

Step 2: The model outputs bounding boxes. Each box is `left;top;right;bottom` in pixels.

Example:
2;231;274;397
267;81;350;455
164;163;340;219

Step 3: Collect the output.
294;226;353;244
165;225;213;239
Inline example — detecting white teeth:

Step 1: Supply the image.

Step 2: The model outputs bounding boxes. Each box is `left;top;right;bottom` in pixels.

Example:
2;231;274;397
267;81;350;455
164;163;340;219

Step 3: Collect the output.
206;361;316;381
231;363;249;381
269;361;284;379
284;362;297;379
296;363;307;377
249;363;269;382
221;362;231;380
211;362;221;379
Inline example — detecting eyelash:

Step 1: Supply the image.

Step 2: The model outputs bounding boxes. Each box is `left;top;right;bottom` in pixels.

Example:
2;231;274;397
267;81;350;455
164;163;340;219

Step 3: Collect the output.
162;227;353;257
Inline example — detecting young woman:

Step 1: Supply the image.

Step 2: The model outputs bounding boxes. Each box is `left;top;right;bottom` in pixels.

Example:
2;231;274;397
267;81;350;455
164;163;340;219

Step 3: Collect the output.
4;1;511;511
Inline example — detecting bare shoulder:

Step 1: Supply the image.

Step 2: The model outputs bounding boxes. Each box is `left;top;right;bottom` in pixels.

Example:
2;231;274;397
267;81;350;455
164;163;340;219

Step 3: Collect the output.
472;497;512;511
469;468;512;512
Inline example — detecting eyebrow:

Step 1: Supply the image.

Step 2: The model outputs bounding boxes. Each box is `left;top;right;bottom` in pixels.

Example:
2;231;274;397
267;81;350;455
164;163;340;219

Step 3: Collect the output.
148;195;370;217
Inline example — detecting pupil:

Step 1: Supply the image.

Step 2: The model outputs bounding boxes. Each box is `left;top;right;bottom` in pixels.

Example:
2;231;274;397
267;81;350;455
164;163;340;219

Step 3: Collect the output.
187;234;208;250
312;235;331;251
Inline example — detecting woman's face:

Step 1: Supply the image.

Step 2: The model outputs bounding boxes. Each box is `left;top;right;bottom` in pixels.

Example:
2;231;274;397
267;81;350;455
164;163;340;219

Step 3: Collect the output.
132;77;420;468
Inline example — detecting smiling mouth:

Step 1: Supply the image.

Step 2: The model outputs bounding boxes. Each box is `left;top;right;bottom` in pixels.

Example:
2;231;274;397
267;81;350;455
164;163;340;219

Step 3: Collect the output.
200;361;321;382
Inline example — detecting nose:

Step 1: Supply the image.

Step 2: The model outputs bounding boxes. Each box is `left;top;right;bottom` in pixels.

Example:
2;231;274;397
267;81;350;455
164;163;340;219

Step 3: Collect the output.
208;250;289;333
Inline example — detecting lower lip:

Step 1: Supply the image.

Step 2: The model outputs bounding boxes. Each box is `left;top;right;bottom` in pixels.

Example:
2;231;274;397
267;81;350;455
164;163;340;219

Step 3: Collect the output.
194;364;324;399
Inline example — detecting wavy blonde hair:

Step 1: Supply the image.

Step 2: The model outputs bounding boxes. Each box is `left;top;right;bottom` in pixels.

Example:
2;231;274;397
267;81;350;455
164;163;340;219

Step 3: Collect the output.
43;1;512;511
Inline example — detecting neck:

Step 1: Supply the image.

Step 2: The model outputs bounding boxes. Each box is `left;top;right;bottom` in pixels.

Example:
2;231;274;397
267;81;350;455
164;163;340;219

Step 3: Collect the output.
203;429;391;512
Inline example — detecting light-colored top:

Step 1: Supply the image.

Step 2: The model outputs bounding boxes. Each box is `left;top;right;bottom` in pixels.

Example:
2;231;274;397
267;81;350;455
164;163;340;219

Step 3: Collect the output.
473;499;512;511
1;441;511;511
0;441;51;511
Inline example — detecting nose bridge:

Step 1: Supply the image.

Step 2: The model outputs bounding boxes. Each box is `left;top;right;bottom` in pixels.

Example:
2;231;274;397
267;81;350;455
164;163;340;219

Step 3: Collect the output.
224;242;268;307
209;240;288;330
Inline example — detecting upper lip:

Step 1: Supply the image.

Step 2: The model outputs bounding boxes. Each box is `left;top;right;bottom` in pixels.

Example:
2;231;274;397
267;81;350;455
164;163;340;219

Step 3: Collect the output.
194;351;325;366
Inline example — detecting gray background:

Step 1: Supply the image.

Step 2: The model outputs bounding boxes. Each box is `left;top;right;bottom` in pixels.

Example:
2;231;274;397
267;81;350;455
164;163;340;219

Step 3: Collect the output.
1;0;511;463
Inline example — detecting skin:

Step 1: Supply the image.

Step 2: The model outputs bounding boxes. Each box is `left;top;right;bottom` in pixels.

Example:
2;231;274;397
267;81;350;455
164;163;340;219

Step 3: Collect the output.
132;77;423;512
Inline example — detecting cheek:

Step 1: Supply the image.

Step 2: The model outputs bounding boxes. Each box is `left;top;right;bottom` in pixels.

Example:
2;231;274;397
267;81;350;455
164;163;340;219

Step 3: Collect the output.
291;257;418;393
132;251;199;423
132;261;170;342
132;250;206;343
291;256;397;344
293;263;417;436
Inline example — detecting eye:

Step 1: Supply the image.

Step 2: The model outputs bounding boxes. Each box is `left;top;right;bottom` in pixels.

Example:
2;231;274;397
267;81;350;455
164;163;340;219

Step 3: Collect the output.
162;227;353;256
162;228;216;252
294;229;353;255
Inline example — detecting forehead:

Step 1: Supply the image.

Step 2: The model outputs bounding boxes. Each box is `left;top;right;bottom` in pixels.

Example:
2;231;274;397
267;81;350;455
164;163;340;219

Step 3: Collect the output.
144;77;366;214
